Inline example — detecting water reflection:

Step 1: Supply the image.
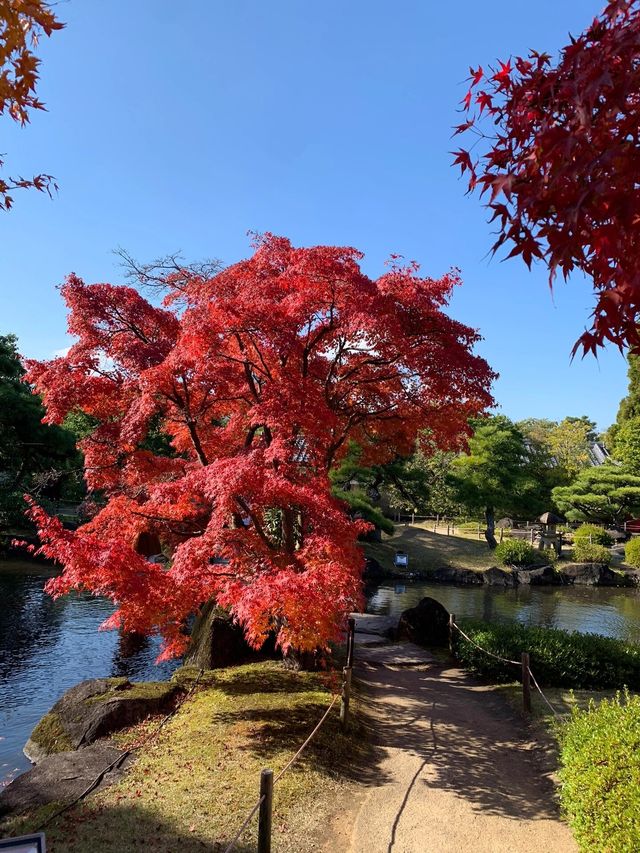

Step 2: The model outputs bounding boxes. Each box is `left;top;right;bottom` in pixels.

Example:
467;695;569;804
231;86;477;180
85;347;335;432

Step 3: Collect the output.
367;582;640;644
0;562;179;785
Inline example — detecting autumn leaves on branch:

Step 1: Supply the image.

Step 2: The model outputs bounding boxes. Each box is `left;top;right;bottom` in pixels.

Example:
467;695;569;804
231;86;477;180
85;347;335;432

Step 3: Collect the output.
454;0;640;354
0;0;63;209
25;236;495;657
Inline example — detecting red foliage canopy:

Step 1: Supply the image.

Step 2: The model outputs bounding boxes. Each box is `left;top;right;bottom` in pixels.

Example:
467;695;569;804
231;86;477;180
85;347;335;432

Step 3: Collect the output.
26;236;495;658
454;0;640;354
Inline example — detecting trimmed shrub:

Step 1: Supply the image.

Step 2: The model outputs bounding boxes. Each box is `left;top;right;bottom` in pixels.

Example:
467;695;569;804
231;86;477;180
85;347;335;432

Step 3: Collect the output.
573;523;613;548
571;541;611;566
559;691;640;853
494;539;537;566
453;620;640;689
625;536;640;568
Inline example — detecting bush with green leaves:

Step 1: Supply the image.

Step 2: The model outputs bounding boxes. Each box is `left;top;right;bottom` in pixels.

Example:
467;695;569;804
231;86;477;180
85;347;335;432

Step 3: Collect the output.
571;541;611;566
452;620;640;689
559;691;640;853
573;523;613;548
494;539;537;566
624;537;640;568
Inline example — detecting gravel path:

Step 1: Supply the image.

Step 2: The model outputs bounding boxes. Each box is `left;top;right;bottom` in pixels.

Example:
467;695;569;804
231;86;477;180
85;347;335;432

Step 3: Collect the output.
326;626;577;853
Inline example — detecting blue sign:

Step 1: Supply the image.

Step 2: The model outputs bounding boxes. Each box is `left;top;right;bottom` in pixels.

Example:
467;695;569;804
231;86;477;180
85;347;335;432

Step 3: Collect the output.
0;834;46;853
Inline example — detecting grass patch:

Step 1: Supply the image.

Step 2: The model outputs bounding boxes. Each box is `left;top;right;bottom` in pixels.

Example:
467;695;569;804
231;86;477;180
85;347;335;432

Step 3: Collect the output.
1;662;371;852
364;522;495;574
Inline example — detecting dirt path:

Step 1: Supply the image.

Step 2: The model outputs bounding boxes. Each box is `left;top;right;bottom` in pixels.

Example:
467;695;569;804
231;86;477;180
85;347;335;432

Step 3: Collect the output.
325;626;577;853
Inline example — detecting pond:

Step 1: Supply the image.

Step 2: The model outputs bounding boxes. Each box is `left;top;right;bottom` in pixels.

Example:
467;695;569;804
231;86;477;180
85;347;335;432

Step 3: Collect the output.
0;561;179;786
367;580;640;644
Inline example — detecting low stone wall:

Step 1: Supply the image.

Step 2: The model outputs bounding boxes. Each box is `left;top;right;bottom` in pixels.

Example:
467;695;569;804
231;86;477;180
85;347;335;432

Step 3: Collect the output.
366;558;639;587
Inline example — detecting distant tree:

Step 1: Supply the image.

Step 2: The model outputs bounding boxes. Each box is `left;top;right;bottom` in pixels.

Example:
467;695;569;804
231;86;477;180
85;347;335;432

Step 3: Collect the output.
612;418;640;474
329;443;395;535
450;415;543;548
552;465;640;525
0;1;63;210
454;0;640;353
548;417;597;480
330;440;461;529
0;334;78;528
606;354;640;449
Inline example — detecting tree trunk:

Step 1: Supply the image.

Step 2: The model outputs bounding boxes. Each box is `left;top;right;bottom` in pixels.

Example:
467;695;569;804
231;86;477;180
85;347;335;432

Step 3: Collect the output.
484;506;498;549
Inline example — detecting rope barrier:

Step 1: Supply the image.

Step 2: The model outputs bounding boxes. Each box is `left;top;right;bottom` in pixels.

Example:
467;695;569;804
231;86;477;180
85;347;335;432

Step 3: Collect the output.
224;691;340;852
451;620;565;721
223;794;265;853
527;667;566;721
451;622;521;667
274;693;339;783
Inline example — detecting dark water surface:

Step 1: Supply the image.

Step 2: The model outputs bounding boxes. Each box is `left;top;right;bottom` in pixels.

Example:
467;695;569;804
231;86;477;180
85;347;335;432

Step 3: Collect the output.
367;580;640;644
0;561;178;785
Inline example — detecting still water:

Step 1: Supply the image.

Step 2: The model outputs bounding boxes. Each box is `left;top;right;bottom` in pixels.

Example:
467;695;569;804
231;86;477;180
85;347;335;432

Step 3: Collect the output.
367;581;640;644
0;561;179;786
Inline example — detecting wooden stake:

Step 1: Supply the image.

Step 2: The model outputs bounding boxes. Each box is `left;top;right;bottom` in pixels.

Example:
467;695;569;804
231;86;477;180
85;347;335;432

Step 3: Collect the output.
449;613;455;655
346;617;355;668
258;768;273;853
340;666;352;730
521;652;531;713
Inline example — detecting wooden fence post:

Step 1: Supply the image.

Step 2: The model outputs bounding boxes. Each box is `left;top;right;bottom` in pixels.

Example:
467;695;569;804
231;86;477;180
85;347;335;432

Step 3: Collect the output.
449;613;455;655
346;617;355;668
258;768;274;853
340;666;352;730
521;652;531;713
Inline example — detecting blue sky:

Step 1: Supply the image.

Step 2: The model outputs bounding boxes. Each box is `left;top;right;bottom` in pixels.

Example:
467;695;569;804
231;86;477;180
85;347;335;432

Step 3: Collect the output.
0;0;628;430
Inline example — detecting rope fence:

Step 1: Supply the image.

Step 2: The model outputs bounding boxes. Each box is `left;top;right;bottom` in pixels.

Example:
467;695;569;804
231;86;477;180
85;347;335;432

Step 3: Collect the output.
448;615;565;722
224;617;355;853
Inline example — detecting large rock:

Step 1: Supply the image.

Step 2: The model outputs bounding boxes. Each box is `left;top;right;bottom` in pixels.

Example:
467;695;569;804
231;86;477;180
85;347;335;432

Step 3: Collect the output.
558;562;619;586
397;597;450;647
429;567;484;585
514;565;560;585
24;677;182;763
0;742;132;817
481;567;517;587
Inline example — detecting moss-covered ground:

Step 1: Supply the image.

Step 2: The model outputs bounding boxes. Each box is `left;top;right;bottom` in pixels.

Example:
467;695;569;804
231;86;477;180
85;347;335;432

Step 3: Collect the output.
364;522;496;574
1;662;371;853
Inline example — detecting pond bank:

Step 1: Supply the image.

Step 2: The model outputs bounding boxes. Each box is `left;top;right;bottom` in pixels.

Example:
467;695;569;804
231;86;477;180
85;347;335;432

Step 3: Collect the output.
0;662;369;853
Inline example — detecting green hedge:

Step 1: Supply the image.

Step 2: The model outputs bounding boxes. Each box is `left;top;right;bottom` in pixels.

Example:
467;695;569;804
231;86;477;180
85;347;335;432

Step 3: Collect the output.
559;692;640;852
453;620;640;689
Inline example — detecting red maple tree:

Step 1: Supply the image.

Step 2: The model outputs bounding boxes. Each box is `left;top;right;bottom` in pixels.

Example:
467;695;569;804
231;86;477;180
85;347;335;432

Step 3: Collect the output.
25;235;495;658
454;0;640;354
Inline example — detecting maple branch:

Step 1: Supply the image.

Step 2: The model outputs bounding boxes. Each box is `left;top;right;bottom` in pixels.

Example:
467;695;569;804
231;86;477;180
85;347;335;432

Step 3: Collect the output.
234;496;276;550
